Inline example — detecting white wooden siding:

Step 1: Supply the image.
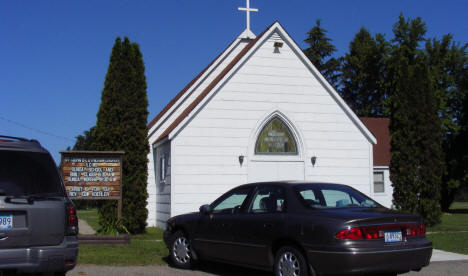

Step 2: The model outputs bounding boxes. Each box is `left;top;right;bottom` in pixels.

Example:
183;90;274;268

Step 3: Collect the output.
169;31;375;217
373;167;393;208
145;146;157;226
149;141;171;228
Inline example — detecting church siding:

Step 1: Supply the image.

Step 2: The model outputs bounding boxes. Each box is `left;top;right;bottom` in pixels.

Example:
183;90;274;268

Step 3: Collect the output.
167;31;373;217
146;147;157;226
146;39;253;226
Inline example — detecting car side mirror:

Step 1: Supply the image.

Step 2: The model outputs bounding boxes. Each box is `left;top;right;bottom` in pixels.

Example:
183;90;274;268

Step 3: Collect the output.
199;204;212;215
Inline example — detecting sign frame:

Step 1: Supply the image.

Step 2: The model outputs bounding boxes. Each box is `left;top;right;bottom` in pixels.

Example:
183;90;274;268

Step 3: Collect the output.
60;150;125;219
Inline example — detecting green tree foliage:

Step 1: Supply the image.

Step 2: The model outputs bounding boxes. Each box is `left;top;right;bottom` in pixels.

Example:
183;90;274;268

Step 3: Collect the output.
73;127;96;151
426;37;468;210
93;37;149;234
388;15;443;225
304;19;341;88
340;27;390;117
450;57;468;202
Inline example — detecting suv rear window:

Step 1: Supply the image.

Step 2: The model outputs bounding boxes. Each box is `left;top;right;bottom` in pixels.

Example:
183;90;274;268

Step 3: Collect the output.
0;151;64;196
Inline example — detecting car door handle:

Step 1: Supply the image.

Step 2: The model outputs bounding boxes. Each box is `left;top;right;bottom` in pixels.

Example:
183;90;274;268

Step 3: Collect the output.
263;223;273;229
0;233;7;240
221;223;232;228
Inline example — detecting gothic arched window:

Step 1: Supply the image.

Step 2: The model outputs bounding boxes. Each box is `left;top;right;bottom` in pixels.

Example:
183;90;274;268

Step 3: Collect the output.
255;117;298;155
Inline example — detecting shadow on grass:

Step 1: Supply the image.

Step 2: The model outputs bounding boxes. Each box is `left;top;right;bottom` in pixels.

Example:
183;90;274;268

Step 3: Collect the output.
449;209;468;214
164;256;271;276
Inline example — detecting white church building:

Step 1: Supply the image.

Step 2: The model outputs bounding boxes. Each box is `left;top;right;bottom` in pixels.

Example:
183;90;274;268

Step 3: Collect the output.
146;19;393;228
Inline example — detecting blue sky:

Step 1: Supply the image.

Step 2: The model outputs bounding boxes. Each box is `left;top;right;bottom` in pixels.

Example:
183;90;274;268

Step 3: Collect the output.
1;0;467;163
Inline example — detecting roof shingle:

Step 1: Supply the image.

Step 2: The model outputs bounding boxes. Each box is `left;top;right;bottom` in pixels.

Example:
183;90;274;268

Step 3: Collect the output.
360;117;391;166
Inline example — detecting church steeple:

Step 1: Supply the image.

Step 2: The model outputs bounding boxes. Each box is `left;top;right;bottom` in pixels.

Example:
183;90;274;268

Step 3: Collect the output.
238;0;258;39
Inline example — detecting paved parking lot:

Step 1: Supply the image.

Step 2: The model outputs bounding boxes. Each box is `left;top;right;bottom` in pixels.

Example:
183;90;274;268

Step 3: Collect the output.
69;260;468;276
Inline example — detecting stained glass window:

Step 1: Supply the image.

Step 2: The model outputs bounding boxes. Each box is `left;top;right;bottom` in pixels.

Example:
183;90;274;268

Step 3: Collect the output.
255;117;298;155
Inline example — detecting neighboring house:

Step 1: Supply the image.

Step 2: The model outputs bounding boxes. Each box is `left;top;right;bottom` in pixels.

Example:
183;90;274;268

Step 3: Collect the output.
146;22;383;228
360;117;393;208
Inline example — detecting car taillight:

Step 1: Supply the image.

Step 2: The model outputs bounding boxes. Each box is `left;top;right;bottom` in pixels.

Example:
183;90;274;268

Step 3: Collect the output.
336;227;363;240
405;223;426;237
336;223;426;240
66;203;79;236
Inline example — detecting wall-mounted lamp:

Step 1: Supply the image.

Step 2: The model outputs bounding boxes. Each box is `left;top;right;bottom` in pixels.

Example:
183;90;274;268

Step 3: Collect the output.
239;155;245;166
311;156;317;167
274;41;284;48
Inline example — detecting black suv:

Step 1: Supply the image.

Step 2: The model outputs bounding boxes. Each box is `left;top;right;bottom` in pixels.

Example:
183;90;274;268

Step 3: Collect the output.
0;136;78;275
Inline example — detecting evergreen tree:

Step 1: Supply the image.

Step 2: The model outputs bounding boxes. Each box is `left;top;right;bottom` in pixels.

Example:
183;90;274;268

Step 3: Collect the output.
93;37;149;234
304;19;341;88
340;27;390;117
389;15;443;225
73;127;96;151
426;37;468;210
449;55;468;203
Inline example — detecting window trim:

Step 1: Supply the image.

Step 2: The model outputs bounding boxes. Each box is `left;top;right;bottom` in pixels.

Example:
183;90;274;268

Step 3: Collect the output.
373;171;385;193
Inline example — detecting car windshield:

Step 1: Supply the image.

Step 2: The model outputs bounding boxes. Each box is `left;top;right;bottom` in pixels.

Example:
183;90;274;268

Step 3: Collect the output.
296;184;380;209
0;151;64;197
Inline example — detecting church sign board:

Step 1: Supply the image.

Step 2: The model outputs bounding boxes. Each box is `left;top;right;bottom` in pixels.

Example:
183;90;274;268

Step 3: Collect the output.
60;151;124;218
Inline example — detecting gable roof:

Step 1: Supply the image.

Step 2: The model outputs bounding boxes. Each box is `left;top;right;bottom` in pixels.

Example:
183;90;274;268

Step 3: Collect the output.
149;22;377;145
360;117;391;166
147;36;240;131
155;26;270;143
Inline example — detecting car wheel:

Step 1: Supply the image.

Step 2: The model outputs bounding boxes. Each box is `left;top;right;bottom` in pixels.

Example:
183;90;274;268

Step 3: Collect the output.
169;231;193;269
274;246;309;276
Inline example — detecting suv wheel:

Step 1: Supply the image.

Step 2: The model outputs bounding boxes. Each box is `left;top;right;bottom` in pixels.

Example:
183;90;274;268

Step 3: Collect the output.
169;231;192;269
274;246;309;276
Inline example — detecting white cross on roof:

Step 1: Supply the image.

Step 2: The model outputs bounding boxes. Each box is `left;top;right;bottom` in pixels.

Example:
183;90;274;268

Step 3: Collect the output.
238;0;258;33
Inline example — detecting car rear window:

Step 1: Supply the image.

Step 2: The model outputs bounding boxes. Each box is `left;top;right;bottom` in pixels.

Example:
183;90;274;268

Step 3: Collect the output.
0;151;64;197
297;184;380;209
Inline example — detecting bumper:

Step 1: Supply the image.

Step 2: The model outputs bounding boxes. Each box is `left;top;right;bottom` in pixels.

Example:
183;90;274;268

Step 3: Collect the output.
307;243;432;275
0;236;79;273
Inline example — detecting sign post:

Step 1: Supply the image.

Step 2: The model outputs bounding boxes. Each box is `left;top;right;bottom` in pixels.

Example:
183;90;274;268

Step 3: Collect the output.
60;151;124;220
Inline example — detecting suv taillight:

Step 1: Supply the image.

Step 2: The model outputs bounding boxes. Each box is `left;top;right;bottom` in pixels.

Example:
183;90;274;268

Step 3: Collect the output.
66;203;78;236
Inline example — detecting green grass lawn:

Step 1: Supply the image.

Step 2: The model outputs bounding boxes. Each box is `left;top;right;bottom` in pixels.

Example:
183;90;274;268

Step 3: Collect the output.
426;201;468;255
77;209;100;232
77;208;167;265
427;232;468;255
78;230;168;266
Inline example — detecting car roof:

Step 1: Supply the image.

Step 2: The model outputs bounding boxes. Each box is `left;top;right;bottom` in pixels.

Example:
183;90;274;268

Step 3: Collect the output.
0;135;49;153
237;181;347;189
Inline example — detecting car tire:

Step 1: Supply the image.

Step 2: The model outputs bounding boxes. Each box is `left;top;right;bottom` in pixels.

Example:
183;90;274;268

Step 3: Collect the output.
169;231;193;269
274;246;309;276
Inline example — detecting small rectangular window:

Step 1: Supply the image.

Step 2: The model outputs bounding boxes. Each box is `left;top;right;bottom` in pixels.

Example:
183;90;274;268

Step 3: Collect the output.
159;155;166;181
374;172;384;193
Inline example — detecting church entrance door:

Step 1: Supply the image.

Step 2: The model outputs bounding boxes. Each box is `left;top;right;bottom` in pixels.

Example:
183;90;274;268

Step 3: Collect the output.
247;160;305;182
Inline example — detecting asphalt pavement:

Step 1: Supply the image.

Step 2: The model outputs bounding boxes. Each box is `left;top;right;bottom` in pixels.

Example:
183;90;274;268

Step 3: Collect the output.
68;260;468;276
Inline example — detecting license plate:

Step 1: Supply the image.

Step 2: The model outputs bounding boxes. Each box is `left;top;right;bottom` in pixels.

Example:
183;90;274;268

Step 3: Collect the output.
384;231;402;243
0;215;13;230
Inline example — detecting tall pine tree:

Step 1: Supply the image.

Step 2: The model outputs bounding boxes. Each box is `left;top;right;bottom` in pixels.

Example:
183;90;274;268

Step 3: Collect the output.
304;19;341;88
340;27;390;117
389;15;443;225
426;37;468;210
93;37;149;234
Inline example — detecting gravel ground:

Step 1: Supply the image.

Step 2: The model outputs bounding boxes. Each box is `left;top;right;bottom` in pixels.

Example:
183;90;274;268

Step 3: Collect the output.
67;260;468;276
